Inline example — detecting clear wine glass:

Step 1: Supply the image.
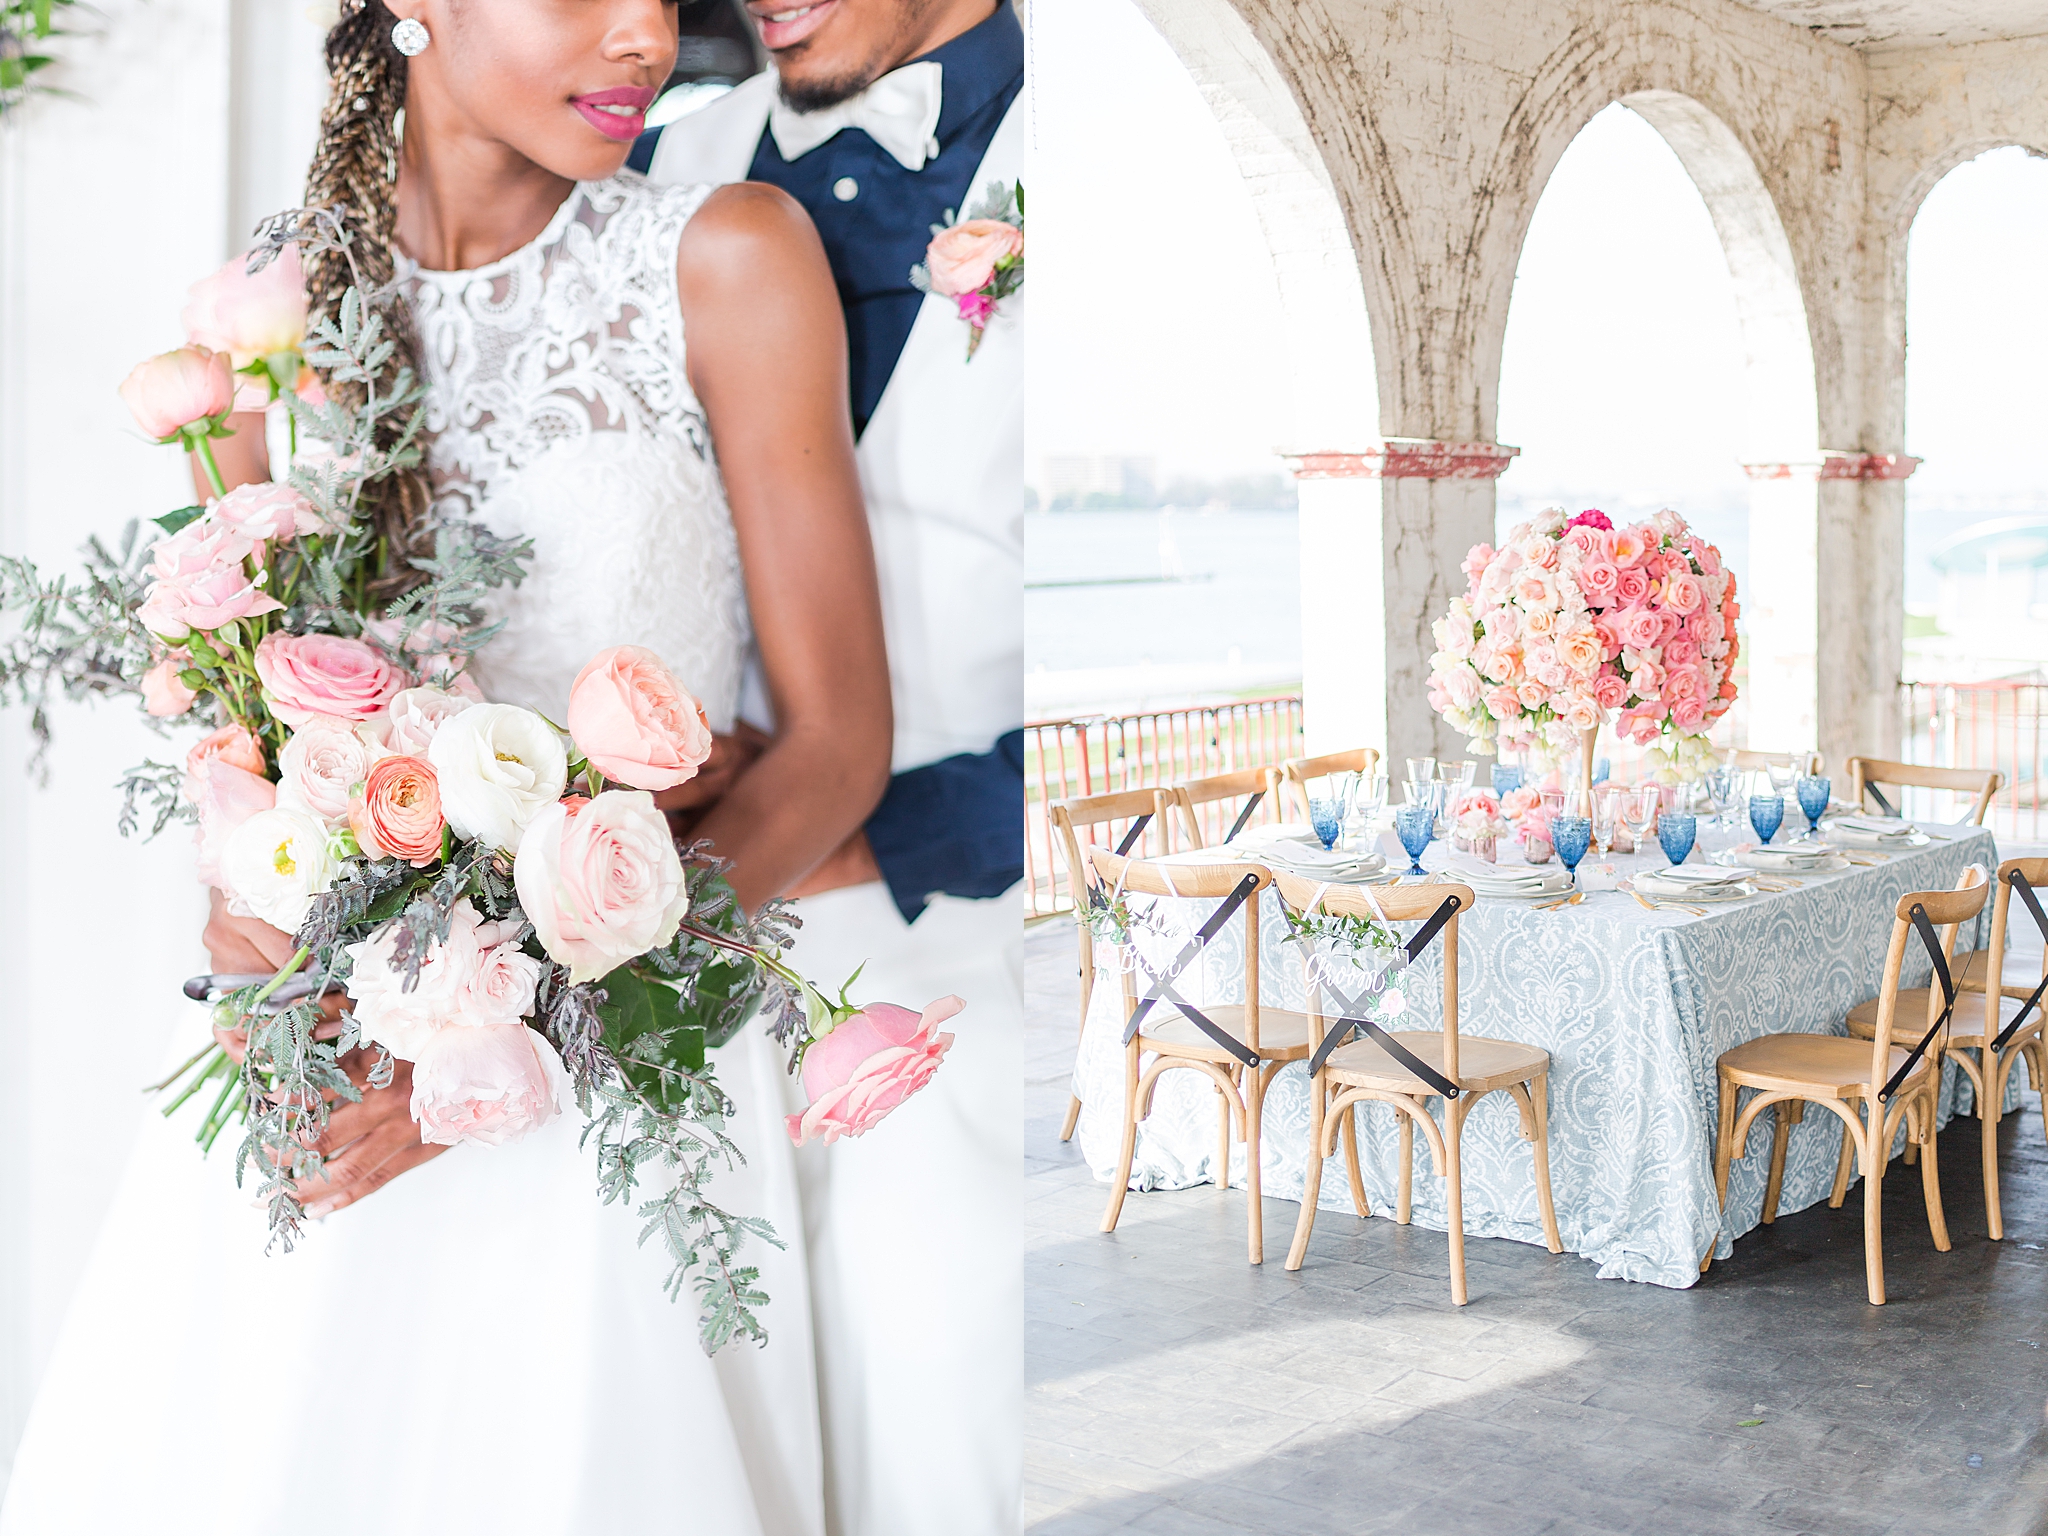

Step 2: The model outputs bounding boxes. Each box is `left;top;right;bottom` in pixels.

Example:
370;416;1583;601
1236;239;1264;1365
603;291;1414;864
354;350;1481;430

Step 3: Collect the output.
1345;773;1387;848
1617;785;1656;854
1592;789;1618;857
1767;756;1800;798
1405;757;1438;787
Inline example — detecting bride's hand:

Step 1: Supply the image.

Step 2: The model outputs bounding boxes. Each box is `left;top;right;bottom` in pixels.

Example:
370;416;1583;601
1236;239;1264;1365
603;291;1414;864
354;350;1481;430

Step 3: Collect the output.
200;889;445;1208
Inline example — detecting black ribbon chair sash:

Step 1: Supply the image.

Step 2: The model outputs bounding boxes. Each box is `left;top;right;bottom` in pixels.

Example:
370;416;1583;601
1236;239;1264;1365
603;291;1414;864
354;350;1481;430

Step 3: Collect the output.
1301;895;1464;1099
1121;872;1263;1068
1113;813;1153;858
1990;869;2048;1052
1865;781;1899;819
1881;902;1960;1100
1222;790;1265;846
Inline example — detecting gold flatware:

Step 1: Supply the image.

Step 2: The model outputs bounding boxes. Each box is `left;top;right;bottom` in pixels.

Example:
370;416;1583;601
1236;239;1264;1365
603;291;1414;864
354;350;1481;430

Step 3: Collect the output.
1535;891;1583;912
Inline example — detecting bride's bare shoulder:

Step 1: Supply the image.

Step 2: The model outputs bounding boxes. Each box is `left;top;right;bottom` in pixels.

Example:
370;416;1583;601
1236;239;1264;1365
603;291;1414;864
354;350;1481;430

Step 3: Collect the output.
676;181;828;292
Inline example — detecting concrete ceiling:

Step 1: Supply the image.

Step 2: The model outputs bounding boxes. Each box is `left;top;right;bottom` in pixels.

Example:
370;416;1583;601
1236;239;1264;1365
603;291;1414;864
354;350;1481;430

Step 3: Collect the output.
1737;1;2048;49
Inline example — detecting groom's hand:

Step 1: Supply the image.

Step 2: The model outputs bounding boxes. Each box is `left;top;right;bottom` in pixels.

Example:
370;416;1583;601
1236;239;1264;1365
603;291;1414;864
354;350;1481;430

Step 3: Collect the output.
657;722;770;836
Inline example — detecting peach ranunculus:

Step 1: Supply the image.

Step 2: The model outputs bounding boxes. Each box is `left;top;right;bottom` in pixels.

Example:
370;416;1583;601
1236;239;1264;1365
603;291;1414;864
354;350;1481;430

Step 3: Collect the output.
182;245;307;367
136;517;283;640
566;646;714;792
120;345;236;442
350;755;446;867
254;631;403;728
208;482;331;543
141;655;197;717
923;220;1023;297
513;789;689;984
785;997;960;1147
410;1022;568;1148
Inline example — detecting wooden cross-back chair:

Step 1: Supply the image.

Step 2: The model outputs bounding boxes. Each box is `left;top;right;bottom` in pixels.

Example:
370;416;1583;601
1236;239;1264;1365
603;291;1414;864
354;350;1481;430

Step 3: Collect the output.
1049;788;1172;1143
1089;849;1308;1265
1165;766;1281;853
1845;756;2001;827
1278;748;1382;823
1846;857;2048;1239
1708;865;1989;1304
1271;872;1562;1305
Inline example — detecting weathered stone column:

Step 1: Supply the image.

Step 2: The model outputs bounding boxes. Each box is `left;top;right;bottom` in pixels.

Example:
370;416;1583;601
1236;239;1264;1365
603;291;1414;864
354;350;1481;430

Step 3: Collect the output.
1288;443;1518;763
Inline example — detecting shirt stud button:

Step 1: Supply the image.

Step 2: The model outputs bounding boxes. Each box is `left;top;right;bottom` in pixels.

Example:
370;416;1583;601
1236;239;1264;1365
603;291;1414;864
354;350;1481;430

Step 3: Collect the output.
832;176;859;202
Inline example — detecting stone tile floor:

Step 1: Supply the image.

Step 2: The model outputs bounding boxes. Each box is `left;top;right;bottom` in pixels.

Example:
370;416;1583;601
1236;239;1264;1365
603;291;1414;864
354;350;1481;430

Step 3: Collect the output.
1025;920;2048;1536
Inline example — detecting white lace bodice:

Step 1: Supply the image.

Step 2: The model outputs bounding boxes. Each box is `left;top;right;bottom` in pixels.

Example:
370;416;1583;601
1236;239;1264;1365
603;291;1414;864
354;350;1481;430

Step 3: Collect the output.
401;175;749;729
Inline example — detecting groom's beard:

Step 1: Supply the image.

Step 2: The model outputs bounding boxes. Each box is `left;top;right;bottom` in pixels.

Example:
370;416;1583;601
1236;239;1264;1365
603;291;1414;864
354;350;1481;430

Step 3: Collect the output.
775;0;941;112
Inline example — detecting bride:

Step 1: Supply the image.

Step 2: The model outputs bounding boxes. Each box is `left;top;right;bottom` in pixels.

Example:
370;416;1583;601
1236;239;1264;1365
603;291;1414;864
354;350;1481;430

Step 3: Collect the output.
0;1;889;1532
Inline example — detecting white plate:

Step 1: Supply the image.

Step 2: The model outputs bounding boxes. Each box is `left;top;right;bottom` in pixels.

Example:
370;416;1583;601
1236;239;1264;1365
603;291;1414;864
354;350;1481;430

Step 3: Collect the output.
1722;846;1851;874
1460;871;1576;900
1821;820;1930;850
1635;873;1752;903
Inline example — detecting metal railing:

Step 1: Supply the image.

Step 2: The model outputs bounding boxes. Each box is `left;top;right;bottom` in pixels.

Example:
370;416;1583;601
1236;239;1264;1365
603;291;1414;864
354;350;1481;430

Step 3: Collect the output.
1024;695;1306;918
1897;679;2048;839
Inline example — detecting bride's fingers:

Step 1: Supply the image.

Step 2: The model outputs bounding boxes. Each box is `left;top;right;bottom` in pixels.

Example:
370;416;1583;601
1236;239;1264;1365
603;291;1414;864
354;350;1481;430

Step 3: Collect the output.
298;1135;447;1219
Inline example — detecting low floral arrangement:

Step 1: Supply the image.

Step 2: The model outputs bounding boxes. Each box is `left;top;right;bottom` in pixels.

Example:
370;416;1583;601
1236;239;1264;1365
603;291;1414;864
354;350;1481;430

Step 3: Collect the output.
910;178;1022;360
1450;791;1507;853
1427;507;1739;782
0;209;953;1351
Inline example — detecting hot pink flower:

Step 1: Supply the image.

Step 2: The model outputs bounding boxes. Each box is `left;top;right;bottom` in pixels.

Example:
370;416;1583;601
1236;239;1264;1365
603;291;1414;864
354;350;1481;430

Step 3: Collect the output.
786;998;960;1146
255;632;402;727
1567;509;1613;532
956;291;997;326
119;345;235;441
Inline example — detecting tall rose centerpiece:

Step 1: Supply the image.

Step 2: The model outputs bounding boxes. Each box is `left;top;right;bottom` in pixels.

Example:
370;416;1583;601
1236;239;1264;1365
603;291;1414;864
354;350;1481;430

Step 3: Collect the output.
1427;507;1739;781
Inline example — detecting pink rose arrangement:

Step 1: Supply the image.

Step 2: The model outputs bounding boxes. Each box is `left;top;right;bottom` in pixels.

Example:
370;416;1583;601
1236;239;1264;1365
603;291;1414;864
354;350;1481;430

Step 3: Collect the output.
910;180;1022;360
1427;505;1738;779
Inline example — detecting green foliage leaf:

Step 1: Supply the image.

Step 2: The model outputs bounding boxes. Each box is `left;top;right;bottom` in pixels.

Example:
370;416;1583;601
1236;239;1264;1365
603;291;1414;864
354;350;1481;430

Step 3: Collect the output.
152;505;205;536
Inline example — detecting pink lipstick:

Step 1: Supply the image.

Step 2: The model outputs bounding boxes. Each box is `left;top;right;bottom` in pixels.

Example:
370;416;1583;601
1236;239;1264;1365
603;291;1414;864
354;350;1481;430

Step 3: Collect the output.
571;85;657;142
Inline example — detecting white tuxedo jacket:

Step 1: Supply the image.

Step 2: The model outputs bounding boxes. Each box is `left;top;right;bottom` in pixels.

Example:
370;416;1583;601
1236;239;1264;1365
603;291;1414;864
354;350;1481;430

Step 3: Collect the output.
648;73;1024;774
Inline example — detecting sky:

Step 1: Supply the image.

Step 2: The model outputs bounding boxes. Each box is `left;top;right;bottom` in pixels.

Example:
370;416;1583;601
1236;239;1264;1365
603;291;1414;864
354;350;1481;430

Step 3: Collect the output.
1025;0;2048;534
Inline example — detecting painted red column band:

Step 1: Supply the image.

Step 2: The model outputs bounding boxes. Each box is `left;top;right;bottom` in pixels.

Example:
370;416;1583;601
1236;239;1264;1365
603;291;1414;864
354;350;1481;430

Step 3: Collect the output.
1740;452;1922;481
1285;440;1521;481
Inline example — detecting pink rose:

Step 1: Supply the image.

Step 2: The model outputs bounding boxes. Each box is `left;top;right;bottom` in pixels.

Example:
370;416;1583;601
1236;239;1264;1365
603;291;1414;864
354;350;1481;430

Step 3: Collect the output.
119;345;235;441
566;645;713;792
1578;559;1619;600
1563;696;1602;731
141;655;197;717
1609;527;1647;567
137;516;283;639
1630;659;1666;696
1694;543;1721;576
1665;637;1700;669
1664;572;1703;614
1557;625;1604;677
255;631;402;727
1517;681;1549;710
184;733;276;891
513;790;689;984
377;685;474;756
410;1022;568;1148
277;714;383;826
1462;543;1495;582
182;245;307;366
187;723;267;780
457;940;545;1028
1687;610;1716;643
346;899;488;1059
1613;567;1650;605
1561;525;1601;561
1619;607;1663;652
1592;672;1626;710
923;220;1022;297
1442;666;1481;709
209;482;330;542
1484;684;1523;719
1527;645;1568;690
786;998;960;1147
1671;698;1707;732
1665;666;1703;702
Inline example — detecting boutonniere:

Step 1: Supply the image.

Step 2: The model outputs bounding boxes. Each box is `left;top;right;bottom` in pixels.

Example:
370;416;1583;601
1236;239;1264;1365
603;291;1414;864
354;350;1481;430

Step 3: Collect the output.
910;179;1022;360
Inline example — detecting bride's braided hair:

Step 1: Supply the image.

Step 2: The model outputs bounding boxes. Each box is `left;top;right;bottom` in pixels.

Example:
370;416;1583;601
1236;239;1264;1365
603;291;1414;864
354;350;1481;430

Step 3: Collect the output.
304;0;431;591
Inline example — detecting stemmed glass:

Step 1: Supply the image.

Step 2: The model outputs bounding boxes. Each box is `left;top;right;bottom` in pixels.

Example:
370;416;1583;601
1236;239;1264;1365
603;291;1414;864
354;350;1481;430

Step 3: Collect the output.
1617;786;1656;856
1592;788;1618;857
1393;804;1434;876
1345;773;1388;848
1749;793;1785;846
1767;756;1800;800
1405;757;1438;787
1704;764;1738;832
1491;763;1524;797
1658;811;1698;866
1553;813;1592;886
1795;775;1831;841
1308;796;1345;851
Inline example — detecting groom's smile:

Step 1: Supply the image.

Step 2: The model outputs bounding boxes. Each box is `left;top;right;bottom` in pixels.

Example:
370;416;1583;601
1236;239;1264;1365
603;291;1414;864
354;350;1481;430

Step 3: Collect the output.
752;0;841;53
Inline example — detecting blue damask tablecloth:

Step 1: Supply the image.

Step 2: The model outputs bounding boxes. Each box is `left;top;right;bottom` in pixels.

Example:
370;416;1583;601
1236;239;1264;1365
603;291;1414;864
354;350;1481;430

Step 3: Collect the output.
1072;824;2021;1286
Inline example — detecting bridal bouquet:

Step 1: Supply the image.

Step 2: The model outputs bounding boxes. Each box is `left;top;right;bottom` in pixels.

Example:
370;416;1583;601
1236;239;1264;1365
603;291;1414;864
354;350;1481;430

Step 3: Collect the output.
0;209;952;1350
1427;507;1739;781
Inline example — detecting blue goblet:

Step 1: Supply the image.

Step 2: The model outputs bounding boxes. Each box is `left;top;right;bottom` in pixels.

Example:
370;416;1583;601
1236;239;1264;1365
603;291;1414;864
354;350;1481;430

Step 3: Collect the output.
1491;763;1524;797
1394;804;1433;876
1748;793;1785;846
1795;775;1831;840
1552;814;1592;885
1309;796;1344;851
1659;811;1698;866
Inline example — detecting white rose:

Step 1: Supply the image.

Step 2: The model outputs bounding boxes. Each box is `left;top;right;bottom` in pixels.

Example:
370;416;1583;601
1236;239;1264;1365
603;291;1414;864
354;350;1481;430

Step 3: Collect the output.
344;897;487;1059
379;685;476;757
458;941;544;1028
514;790;688;984
276;714;386;827
426;703;568;853
219;805;338;935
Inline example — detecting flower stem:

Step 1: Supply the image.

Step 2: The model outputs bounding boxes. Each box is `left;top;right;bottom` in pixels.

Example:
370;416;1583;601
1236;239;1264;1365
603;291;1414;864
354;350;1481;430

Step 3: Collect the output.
191;434;228;500
250;948;313;1008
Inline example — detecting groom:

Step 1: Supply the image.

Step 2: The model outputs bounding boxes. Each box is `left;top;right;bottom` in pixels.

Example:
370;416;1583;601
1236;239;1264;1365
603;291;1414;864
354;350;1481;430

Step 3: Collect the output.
636;2;1023;1534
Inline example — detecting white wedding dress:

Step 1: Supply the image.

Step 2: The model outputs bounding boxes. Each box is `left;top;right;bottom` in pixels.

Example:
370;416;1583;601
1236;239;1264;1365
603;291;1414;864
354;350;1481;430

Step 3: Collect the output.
0;176;822;1536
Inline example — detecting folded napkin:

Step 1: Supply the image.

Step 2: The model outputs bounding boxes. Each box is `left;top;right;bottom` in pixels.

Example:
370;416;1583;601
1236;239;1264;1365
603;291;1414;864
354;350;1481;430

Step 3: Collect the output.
1458;865;1574;896
1829;816;1917;840
1231;822;1322;849
1737;844;1834;870
1263;845;1384;878
1652;866;1747;887
1635;869;1742;899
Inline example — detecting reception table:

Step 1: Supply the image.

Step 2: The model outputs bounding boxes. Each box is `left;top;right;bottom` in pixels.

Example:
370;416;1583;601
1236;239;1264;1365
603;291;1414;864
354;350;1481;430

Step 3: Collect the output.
1071;823;2016;1286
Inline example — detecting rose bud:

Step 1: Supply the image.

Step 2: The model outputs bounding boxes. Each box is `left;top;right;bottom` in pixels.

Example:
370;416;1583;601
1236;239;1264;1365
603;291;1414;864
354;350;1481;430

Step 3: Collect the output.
140;655;197;718
565;645;713;792
350;755;446;867
785;997;960;1147
118;345;235;441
